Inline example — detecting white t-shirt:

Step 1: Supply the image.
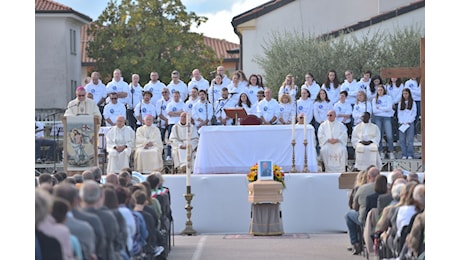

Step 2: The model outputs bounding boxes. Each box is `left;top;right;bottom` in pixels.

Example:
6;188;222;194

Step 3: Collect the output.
167;80;188;102
106;78;129;105
144;80;167;105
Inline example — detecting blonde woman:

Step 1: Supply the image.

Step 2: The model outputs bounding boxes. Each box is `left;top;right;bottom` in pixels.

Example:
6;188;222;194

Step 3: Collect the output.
278;93;295;125
352;90;372;126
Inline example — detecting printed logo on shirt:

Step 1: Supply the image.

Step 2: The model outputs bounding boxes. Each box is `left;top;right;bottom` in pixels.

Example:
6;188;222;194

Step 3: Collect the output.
249;90;254;94
199;108;204;112
172;107;177;111
142;107;147;113
377;100;382;104
338;107;342;111
188;104;193;109
110;109;115;113
319;104;323;109
298;105;304;110
220;101;225;106
280;107;284;111
172;89;176;93
356;106;360;111
91;89;95;93
264;106;268;111
162;105;166;110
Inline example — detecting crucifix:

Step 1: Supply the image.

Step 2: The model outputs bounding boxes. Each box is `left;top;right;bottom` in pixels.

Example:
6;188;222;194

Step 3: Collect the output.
380;37;425;165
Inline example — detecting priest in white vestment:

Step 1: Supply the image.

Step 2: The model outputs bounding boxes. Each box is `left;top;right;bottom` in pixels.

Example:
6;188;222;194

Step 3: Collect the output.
351;112;382;171
106;116;135;174
134;114;164;173
168;112;199;173
317;110;348;172
64;86;102;123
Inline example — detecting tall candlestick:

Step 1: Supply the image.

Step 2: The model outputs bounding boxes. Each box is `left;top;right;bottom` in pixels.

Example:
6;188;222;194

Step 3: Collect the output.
303;119;307;140
186;113;191;186
291;115;296;141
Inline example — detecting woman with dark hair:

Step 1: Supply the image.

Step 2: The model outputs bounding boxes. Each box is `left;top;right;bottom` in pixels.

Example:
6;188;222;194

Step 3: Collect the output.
256;74;265;89
367;74;383;101
397;88;417;159
236;92;256;115
246;74;263;105
321;69;341;104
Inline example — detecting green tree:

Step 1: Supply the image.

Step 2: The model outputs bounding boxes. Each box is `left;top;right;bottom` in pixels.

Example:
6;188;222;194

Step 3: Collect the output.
254;26;423;100
86;0;218;84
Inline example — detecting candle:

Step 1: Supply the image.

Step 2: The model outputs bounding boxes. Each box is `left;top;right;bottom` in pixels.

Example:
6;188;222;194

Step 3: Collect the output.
291;115;296;141
186;112;191;186
303;118;307;140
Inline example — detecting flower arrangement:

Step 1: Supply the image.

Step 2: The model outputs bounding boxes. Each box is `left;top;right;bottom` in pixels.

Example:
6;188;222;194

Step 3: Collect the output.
247;163;286;188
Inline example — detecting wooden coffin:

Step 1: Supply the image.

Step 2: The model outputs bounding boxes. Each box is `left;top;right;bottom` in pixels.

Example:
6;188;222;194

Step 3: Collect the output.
248;180;283;203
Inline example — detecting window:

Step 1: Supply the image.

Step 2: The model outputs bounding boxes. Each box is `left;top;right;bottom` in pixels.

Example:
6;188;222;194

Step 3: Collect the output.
71;80;77;98
70;29;76;55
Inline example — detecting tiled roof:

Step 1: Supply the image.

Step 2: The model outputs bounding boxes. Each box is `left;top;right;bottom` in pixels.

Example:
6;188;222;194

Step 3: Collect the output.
35;0;92;21
202;36;239;60
81;23;240;65
35;0;72;11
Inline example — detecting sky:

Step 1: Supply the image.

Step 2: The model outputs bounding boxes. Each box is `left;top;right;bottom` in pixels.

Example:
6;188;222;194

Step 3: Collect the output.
57;0;269;43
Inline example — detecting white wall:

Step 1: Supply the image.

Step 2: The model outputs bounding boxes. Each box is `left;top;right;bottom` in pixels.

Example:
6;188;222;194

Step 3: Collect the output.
237;0;424;76
35;14;88;110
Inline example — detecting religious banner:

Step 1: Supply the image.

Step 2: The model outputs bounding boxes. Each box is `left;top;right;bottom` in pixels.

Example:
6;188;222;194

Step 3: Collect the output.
62;115;98;173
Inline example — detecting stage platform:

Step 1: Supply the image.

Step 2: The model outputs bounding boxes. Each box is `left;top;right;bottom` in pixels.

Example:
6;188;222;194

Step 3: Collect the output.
157;172;422;234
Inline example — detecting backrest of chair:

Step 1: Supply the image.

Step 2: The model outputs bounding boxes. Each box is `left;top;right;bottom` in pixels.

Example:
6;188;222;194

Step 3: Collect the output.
240;115;262;125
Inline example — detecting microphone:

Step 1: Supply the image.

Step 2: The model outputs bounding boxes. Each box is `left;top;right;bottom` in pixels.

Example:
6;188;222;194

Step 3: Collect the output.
66;101;80;110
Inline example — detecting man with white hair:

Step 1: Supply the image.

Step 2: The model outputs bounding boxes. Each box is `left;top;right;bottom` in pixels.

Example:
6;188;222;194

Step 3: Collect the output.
106;116;135;174
317;109;348;172
134;114;164;173
169;112;199;173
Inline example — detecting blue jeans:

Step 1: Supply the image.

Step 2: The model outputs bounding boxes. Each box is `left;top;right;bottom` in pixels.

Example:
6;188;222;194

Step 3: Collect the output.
399;122;415;158
345;210;361;244
372;116;394;153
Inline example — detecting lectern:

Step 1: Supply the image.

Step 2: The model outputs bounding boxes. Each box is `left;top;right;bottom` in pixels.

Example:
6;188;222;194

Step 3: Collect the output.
224;107;247;125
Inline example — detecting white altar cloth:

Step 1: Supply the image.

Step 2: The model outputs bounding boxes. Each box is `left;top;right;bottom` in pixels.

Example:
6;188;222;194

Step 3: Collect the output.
194;125;318;174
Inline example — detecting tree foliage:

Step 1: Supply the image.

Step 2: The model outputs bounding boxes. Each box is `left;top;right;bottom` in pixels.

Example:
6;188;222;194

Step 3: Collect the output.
254;25;423;100
86;0;218;84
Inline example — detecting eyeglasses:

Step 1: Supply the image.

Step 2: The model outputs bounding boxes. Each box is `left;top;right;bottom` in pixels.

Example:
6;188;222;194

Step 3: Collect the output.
77;95;85;97
327;114;333;117
162;91;168;94
299;117;304;119
111;98;118;100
